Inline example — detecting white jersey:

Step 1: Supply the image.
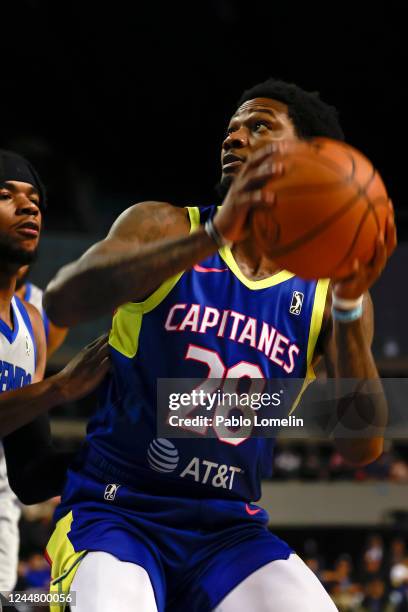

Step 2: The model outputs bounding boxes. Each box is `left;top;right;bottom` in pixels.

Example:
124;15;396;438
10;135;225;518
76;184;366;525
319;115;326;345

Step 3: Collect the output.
0;294;36;496
0;294;36;488
0;296;36;590
23;282;50;341
0;295;36;394
24;282;43;316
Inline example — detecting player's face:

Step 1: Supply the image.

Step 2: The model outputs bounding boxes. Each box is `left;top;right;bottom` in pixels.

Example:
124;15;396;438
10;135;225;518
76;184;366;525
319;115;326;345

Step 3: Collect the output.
220;97;297;192
0;180;42;265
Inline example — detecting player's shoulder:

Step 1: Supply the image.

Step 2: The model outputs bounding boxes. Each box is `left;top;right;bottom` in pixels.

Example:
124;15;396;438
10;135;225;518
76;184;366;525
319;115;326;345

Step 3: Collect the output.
28;282;44;298
20;299;44;334
25;282;44;308
108;201;190;243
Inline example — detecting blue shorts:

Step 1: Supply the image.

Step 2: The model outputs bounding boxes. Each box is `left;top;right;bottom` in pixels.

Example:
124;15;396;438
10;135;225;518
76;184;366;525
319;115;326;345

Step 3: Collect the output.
47;463;292;612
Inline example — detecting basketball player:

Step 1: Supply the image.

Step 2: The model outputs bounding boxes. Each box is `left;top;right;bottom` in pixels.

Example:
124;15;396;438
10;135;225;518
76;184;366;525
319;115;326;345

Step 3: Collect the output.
0;149;109;592
15;265;68;357
43;79;396;611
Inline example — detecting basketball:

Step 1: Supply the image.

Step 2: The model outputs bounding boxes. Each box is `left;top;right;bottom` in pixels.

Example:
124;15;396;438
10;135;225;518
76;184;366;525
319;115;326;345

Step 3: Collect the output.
250;137;393;279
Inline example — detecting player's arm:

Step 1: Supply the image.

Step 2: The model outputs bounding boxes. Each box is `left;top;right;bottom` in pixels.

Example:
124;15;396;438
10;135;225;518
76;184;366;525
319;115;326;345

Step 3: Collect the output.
43;201;213;326
318;214;397;466
318;292;387;466
44;146;281;327
3;305;71;503
46;320;69;358
0;304;106;504
0;327;109;437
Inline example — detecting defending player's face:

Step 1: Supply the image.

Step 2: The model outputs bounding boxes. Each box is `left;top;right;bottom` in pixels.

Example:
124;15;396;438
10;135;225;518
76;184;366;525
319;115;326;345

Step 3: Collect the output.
0;180;42;264
220;97;297;191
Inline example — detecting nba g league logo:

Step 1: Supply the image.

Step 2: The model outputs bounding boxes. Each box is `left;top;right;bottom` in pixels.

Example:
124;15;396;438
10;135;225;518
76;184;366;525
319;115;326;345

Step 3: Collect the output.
290;291;304;316
104;483;121;501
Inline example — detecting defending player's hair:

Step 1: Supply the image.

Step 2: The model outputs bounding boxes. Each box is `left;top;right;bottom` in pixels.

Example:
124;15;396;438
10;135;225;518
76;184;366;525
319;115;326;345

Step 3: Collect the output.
237;78;345;141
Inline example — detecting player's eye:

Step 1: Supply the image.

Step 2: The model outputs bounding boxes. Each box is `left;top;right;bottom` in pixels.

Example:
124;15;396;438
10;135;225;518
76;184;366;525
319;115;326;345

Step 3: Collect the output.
0;191;11;200
253;120;271;132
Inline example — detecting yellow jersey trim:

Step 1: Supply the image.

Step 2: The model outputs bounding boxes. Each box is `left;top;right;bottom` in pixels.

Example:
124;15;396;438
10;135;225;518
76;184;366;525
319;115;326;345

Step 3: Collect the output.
289;278;330;414
109;206;200;358
213;203;294;290
218;245;295;290
47;511;86;612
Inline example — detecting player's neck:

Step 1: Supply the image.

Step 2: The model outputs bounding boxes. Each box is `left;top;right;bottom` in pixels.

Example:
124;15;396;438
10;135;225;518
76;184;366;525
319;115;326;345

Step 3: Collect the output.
0;272;17;326
232;237;282;281
14;284;26;301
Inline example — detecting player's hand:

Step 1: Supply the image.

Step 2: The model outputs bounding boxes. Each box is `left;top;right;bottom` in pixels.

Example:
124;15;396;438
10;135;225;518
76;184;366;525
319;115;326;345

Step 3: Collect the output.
54;334;110;401
332;208;397;299
213;143;285;243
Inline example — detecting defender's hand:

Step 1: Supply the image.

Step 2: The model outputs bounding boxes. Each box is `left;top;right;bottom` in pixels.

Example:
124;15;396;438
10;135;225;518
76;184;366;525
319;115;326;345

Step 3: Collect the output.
333;210;397;299
54;334;110;402
213;144;284;244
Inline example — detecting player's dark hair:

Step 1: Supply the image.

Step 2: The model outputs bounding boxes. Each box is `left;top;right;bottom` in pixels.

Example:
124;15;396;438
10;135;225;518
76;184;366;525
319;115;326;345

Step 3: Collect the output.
237;78;345;141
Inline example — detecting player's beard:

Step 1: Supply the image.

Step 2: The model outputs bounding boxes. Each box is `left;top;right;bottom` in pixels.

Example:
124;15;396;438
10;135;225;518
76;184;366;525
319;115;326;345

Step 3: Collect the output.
0;231;38;267
215;173;234;200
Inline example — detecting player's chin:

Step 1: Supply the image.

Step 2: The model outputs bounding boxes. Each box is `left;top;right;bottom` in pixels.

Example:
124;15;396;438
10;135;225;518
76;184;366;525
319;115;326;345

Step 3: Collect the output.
222;165;241;179
14;243;39;264
16;237;39;254
216;173;235;199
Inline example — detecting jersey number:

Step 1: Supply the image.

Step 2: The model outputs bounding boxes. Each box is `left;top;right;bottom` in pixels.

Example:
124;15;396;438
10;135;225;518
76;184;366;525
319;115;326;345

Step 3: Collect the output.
181;344;265;446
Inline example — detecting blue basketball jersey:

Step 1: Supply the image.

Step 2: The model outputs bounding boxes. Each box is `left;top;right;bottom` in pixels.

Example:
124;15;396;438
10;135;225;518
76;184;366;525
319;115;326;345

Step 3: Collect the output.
82;206;329;502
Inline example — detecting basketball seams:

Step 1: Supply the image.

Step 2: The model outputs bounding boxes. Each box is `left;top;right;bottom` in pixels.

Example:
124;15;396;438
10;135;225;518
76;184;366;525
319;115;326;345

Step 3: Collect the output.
320;169;387;275
269;145;357;197
268;189;362;257
332;206;373;274
254;139;391;278
332;200;388;276
312;142;356;181
269;152;380;261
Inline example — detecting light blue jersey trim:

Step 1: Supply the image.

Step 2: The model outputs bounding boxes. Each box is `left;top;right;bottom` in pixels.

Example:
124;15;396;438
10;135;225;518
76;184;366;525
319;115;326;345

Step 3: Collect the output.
0;301;19;344
14;295;37;368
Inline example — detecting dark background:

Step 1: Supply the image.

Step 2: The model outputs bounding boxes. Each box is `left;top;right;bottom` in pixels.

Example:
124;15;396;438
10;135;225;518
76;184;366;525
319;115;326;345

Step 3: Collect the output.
1;1;406;236
1;1;407;367
3;7;408;604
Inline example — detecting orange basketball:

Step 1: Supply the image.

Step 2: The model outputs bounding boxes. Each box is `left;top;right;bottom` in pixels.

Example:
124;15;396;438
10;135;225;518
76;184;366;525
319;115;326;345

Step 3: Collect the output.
250;137;392;279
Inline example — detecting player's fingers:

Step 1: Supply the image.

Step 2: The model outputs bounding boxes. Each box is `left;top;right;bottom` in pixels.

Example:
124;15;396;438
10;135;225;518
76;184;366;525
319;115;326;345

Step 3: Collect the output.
244;139;298;177
244;161;284;191
99;356;111;374
332;258;360;284
85;333;109;350
245;144;280;171
92;340;110;364
268;140;297;156
257;159;284;179
368;234;387;276
97;341;110;357
235;189;275;209
385;213;397;257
